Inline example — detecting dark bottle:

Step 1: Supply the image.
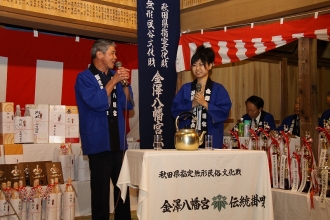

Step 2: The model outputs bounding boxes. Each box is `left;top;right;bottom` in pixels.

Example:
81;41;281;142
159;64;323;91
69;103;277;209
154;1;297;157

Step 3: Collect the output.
24;165;30;186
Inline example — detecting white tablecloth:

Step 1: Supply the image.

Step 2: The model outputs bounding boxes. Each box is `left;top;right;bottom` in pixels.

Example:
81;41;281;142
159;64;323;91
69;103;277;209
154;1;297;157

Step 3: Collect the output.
117;149;274;220
272;188;330;220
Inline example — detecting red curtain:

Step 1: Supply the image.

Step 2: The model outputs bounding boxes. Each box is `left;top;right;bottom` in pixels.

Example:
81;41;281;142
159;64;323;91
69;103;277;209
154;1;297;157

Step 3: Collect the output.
0;27;138;107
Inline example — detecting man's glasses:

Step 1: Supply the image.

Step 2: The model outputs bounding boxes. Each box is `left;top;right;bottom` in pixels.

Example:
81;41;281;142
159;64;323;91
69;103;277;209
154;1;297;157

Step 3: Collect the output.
246;109;258;113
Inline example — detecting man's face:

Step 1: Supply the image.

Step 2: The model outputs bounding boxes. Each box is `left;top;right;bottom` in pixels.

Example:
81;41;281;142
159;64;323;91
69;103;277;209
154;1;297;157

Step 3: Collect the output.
294;97;300;115
245;101;261;119
99;45;117;69
326;96;330;109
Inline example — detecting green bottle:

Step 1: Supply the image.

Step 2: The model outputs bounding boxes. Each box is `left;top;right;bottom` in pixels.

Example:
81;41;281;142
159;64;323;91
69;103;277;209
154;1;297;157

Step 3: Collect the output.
238;118;244;137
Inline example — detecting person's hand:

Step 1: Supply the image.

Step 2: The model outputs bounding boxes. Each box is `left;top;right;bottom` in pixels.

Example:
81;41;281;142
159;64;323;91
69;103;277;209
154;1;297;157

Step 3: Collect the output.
115;67;130;85
193;91;206;107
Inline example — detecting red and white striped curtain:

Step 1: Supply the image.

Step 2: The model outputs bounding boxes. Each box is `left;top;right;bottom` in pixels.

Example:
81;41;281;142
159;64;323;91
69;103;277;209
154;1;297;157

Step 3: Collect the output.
0;27;139;137
176;13;330;72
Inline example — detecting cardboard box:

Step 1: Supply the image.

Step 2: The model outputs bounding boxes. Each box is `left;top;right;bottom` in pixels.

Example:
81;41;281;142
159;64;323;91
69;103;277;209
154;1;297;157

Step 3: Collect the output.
3;144;23;164
65;106;80;143
45;162;64;184
27;104;49;143
49;105;65;143
7;163;26;186
0;102;14;144
27;161;48;186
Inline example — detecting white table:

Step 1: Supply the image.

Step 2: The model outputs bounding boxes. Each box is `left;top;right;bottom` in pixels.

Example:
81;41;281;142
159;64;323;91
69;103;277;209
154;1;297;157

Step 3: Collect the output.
272;188;330;220
117;149;274;220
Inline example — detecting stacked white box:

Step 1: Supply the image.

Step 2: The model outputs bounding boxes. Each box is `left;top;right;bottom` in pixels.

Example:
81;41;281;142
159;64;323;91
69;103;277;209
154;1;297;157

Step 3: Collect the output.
49;105;66;143
27;104;49;143
0;102;14;144
4;144;24;164
14;115;34;144
65;106;80;143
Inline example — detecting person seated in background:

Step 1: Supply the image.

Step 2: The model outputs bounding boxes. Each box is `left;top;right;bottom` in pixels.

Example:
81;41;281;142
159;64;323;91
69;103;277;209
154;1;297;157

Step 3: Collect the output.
319;91;330;127
277;97;300;136
238;95;276;131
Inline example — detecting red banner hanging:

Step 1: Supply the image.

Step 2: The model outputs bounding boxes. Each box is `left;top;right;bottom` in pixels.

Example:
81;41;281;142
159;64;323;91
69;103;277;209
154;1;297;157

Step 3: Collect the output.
176;13;330;72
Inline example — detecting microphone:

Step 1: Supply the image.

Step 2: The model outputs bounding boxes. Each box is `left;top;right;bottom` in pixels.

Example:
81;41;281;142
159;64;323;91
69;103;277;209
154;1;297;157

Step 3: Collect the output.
196;83;202;93
115;61;129;86
115;61;122;68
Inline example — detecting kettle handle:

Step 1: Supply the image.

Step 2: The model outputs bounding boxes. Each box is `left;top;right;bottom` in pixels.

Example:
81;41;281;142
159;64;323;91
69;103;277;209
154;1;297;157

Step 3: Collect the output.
175;111;195;132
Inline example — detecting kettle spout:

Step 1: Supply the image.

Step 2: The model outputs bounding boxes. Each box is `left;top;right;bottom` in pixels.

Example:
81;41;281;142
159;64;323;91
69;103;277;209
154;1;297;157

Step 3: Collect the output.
198;131;207;146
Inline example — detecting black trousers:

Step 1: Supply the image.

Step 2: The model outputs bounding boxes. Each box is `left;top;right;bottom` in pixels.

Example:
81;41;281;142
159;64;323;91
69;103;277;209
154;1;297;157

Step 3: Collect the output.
88;150;131;220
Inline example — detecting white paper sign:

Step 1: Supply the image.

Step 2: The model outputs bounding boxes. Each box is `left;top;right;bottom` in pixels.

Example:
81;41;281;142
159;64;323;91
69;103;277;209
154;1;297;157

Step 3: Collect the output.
279;155;286;189
271;154;278;188
298;159;308;193
290;158;300;192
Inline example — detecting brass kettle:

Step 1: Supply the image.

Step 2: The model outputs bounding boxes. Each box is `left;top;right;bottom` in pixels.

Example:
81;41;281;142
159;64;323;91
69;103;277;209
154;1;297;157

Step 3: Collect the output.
174;112;206;150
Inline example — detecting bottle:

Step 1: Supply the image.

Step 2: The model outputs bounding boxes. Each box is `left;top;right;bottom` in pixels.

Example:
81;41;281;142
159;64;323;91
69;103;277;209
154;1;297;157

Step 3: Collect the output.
65;178;73;192
24;105;30;117
6;181;12;198
46;178;58;220
67;142;72;155
19;180;28;220
238;118;244;137
24;165;30;187
12;182;20;199
0;182;7;200
59;143;67;155
0;183;8;218
15;104;21;117
29;179;42;220
33;179;41;198
18;180;24;196
54;178;61;193
10;182;22;220
63;178;75;220
54;178;62;220
49;178;56;194
244;120;251;137
6;181;16;219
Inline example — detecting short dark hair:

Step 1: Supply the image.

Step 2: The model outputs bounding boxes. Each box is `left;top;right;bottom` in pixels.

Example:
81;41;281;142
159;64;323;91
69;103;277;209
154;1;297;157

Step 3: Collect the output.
90;39;116;59
191;45;215;66
327;91;330;97
245;95;264;109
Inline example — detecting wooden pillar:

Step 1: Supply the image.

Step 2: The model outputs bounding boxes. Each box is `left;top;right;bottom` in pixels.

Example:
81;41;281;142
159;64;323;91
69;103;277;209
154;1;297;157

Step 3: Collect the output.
298;38;319;162
280;57;288;122
319;66;326;113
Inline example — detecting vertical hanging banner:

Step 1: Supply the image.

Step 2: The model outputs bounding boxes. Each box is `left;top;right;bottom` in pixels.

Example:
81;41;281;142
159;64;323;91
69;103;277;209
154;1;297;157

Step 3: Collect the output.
138;0;180;149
